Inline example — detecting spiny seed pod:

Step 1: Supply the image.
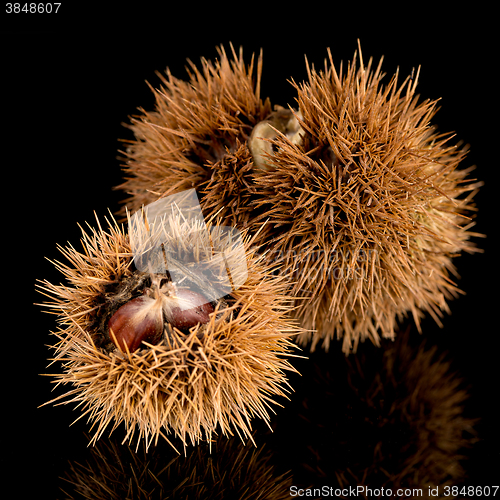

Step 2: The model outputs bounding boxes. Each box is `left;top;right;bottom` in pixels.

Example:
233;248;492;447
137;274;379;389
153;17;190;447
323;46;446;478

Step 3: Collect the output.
119;43;482;354
118;44;271;228
37;212;301;449
248;46;482;353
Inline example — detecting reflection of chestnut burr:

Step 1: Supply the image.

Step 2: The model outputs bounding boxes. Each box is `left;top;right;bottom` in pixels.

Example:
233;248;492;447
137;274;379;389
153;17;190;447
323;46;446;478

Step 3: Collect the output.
61;434;293;500
108;281;214;353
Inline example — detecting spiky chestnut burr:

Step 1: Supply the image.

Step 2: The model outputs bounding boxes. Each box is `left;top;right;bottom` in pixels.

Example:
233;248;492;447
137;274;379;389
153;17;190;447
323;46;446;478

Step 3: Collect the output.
248;46;483;353
118;44;272;228
37;213;301;449
118;43;482;354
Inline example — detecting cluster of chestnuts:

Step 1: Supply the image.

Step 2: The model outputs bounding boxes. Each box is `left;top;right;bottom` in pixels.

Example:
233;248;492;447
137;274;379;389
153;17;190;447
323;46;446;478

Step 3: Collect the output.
106;276;214;353
37;43;481;460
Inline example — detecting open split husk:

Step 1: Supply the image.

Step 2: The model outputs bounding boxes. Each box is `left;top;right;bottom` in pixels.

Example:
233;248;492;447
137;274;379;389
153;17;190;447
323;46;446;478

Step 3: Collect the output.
37;211;302;449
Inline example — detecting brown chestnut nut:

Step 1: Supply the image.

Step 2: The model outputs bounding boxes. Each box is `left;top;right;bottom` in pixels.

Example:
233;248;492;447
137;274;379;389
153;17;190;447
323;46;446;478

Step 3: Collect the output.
165;288;214;331
108;296;163;353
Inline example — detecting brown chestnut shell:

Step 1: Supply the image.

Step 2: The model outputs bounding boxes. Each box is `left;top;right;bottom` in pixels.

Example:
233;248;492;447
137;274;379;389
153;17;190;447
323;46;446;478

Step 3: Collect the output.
167;288;214;331
108;296;163;352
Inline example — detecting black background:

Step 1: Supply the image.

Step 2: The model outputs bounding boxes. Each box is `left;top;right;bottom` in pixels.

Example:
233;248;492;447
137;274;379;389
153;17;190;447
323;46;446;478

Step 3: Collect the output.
3;4;498;498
